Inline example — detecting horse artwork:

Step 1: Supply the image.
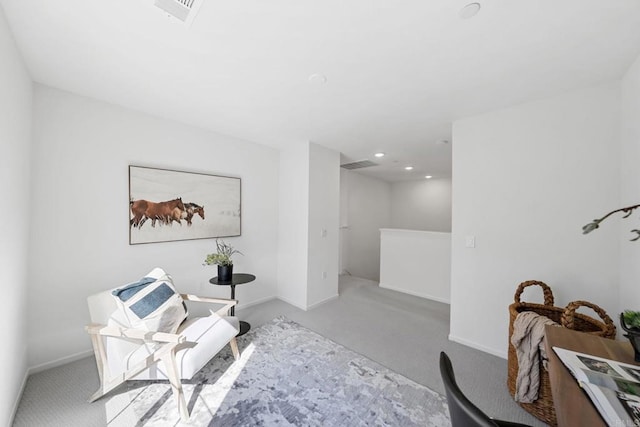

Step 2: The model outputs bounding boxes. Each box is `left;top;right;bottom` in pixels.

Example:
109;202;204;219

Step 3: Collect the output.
129;166;240;244
166;206;188;226
184;202;205;226
130;197;186;229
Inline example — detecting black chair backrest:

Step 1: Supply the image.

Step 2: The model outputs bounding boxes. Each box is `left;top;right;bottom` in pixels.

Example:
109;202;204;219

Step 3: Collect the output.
439;351;499;427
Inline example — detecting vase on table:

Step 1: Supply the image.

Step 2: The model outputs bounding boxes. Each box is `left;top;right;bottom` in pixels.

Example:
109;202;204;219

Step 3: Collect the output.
218;264;233;282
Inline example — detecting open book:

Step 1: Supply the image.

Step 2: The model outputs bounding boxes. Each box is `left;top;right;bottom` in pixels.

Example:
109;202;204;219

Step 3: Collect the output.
553;347;640;426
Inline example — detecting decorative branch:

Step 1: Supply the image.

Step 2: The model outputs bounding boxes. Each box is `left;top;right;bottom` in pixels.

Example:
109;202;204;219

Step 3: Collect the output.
582;203;640;241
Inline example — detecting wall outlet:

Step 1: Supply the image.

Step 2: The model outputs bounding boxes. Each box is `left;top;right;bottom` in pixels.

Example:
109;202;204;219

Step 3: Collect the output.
321;229;327;238
322;271;327;279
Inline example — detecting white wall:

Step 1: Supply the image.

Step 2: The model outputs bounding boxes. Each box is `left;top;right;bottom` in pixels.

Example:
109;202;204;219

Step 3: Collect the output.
277;143;310;309
0;6;32;424
307;143;340;307
620;54;640;315
451;83;621;357
380;229;451;303
390;178;452;232
340;170;391;281
278;142;340;309
28;85;280;368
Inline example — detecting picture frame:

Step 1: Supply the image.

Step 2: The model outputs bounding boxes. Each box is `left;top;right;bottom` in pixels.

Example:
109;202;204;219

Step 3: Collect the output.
129;165;241;245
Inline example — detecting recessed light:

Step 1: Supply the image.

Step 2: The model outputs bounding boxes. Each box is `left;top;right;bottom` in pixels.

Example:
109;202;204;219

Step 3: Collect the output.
374;152;385;158
425;175;433;179
405;166;413;171
459;2;481;19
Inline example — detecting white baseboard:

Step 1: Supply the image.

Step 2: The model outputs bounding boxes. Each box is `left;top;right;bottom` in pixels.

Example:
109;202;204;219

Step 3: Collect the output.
448;334;507;359
275;294;339;311
307;294;339;310
276;295;308;311
10;368;29;426
378;283;450;304
28;349;93;375
236;295;277;311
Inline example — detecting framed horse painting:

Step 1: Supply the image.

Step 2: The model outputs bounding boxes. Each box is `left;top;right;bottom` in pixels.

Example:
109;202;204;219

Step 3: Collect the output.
129;165;241;244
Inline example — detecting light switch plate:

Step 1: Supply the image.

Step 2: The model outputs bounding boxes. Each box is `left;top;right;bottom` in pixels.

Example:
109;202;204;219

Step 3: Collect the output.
465;236;476;248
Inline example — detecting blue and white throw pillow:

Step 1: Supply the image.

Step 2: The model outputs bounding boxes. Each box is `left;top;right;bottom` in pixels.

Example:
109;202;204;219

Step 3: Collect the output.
112;268;187;333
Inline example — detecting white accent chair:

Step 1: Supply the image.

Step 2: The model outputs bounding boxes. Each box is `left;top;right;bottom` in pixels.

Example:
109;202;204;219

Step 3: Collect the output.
86;286;240;422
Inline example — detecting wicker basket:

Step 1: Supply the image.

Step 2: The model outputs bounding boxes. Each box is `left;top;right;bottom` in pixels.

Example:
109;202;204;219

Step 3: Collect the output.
507;280;616;426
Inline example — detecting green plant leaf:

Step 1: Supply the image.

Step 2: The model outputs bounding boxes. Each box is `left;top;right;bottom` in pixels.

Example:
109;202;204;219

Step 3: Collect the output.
203;239;242;266
623;310;640;329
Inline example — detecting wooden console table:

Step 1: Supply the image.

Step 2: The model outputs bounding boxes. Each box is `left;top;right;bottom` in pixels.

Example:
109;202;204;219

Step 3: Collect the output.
545;325;637;427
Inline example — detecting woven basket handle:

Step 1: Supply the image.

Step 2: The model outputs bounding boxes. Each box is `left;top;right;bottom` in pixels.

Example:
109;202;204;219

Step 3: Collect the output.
561;300;616;336
513;280;554;305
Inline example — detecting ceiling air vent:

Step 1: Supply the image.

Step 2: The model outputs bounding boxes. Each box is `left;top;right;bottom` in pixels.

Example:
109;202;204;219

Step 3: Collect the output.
154;0;204;25
340;160;379;170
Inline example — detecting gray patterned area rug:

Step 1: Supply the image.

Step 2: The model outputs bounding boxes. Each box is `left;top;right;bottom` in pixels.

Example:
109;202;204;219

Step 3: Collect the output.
107;317;450;426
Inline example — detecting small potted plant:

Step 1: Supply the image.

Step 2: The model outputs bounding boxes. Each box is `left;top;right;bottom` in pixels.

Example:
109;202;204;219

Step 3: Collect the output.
620;310;640;362
204;239;242;282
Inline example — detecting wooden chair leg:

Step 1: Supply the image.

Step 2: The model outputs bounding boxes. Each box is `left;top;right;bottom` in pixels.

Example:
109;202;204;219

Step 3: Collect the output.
88;373;127;402
89;334;107;384
88;334;122;403
229;337;240;360
161;351;189;422
89;389;107;403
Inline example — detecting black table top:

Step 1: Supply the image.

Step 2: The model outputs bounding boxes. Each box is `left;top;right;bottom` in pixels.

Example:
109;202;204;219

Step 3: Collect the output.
209;273;256;286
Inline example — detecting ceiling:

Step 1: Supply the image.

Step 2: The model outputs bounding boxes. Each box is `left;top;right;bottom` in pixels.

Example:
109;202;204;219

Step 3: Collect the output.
2;0;640;182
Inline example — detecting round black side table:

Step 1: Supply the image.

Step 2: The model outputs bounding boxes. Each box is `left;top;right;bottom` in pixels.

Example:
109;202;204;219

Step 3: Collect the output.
209;273;255;336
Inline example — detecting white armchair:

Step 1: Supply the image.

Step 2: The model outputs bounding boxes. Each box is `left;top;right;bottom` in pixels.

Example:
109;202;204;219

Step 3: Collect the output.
85;269;240;421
